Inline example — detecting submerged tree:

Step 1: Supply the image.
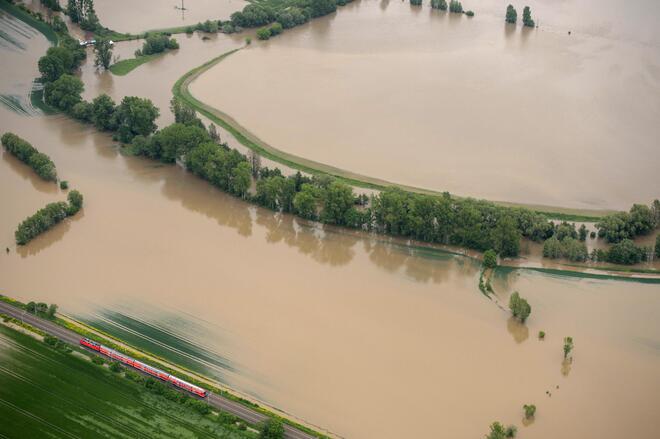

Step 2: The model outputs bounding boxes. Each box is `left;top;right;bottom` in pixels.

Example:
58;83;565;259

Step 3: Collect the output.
523;404;536;419
505;4;517;23
563;336;574;359
486;422;507;439
509;291;531;323
431;0;448;10
522;6;535;27
94;39;113;70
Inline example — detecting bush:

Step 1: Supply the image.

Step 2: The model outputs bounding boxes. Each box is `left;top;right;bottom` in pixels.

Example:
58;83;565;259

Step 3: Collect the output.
656;235;660;258
109;361;122;373
91;355;105;365
67;190;84;215
60;180;69;190
483;249;497;268
410;0;422;5
465;10;474;17
1;132;57;181
538;330;545;339
523;404;536;419
256;27;271;40
269;22;283;36
260;418;284;439
140;34;179;55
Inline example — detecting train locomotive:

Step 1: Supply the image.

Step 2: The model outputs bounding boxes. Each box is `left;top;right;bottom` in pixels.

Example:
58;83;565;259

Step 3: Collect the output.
80;338;208;398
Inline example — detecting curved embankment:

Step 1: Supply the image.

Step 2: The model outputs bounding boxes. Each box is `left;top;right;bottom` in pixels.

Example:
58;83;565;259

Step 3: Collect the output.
174;48;614;222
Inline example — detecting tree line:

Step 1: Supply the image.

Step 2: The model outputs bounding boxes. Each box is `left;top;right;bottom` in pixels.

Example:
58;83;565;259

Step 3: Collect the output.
15;190;83;245
225;0;349;36
1;133;57;182
28;16;658;265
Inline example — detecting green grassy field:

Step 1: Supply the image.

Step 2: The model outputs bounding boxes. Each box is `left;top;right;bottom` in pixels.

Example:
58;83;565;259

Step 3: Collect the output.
109;53;164;76
0;324;254;439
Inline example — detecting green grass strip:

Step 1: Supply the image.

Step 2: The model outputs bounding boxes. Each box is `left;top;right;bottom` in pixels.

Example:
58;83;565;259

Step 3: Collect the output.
497;266;660;284
109;53;164;76
173;48;611;222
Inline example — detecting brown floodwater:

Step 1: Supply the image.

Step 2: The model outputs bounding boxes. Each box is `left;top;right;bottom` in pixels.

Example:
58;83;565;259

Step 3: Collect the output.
93;0;247;34
190;0;660;210
1;7;660;439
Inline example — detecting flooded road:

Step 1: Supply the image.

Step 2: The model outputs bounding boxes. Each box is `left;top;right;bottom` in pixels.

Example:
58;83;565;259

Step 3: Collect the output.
1;5;660;439
94;0;247;33
191;0;660;210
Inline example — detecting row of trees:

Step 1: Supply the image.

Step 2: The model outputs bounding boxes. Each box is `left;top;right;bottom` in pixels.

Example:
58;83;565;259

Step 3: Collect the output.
15;190;83;245
505;5;534;26
593;239;651;265
66;0;100;32
228;0;348;34
26;301;58;318
1;133;57;181
542;236;588;262
129;102;565;257
595;202;659;243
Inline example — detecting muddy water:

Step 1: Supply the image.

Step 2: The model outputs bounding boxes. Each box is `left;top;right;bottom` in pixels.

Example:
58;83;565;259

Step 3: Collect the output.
93;0;247;33
191;0;660;210
1;8;660;439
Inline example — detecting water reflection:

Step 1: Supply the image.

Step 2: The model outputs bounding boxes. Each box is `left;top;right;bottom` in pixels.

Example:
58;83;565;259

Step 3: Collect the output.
507;316;529;344
17;210;84;258
1;151;59;194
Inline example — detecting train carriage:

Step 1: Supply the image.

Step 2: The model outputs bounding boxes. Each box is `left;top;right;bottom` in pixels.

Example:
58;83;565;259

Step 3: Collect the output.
79;338;207;398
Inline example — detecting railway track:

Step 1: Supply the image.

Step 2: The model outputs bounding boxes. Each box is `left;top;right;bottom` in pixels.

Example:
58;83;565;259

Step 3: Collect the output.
0;301;316;439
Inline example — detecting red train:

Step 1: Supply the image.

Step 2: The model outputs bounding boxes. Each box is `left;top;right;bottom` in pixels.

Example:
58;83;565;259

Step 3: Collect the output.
80;338;208;398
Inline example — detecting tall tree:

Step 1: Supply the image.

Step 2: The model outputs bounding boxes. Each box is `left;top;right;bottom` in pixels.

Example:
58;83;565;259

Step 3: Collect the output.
94;39;112;70
505;4;517;23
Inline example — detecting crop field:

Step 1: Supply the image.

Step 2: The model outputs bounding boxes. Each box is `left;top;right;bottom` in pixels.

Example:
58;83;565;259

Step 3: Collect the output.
0;325;253;439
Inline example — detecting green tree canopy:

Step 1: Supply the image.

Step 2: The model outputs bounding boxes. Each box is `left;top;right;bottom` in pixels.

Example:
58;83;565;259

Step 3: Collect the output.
113;96;159;143
44;74;84;112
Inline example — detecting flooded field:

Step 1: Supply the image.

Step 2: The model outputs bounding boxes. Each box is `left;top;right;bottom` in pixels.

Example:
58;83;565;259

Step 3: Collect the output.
94;0;247;33
1;4;659;439
191;0;660;210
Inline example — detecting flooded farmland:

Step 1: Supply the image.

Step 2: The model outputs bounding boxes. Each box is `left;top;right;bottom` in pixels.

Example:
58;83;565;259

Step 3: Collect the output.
191;0;660;210
94;0;247;34
1;1;660;438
